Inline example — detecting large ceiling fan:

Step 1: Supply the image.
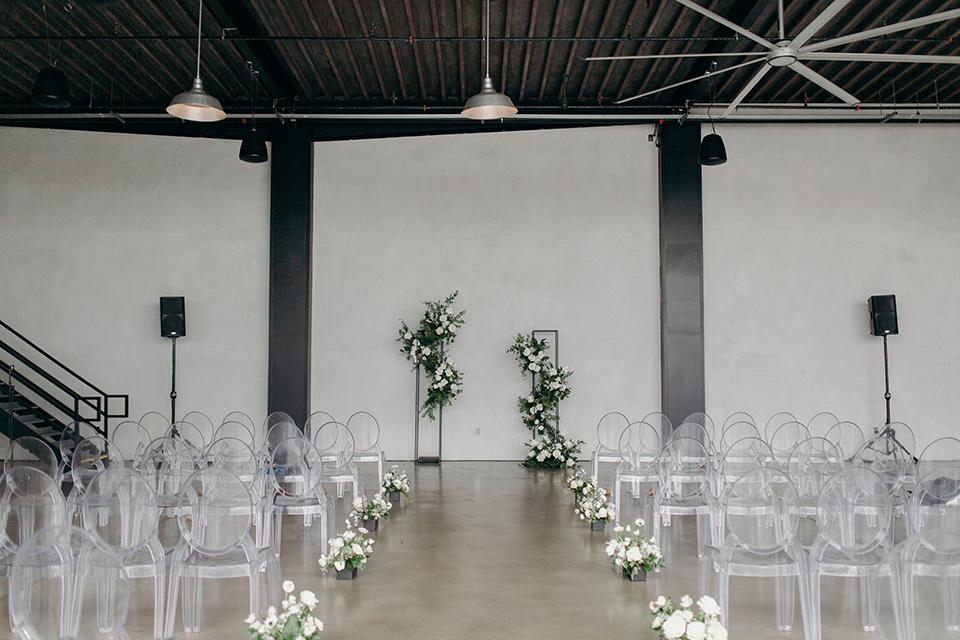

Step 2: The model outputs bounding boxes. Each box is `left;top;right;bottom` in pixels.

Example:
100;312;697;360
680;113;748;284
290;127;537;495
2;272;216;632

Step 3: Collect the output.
587;0;960;117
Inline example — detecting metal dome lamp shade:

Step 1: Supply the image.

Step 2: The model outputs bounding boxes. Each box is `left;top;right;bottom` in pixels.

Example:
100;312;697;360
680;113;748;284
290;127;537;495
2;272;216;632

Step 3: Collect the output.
32;65;70;108
239;68;268;163
167;0;225;122
461;0;516;120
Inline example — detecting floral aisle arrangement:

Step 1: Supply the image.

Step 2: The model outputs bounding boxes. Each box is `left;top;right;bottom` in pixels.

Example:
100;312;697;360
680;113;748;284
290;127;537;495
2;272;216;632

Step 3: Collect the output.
318;526;375;579
507;333;582;468
565;467;598;500
246;580;323;640
605;518;664;580
575;487;615;528
649;595;727;640
350;493;391;529
398;291;467;420
381;465;413;502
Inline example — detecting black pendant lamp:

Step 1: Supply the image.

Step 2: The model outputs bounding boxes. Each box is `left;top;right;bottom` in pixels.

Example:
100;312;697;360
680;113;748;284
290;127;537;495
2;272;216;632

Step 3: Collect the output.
461;0;517;120
167;0;225;122
699;126;727;166
239;69;268;163
32;65;70;108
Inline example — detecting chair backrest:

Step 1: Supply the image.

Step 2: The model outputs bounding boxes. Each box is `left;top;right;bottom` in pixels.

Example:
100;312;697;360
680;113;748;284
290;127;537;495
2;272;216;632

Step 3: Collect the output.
181;411;216;448
681;412;715;442
71;435;122;495
223;411;257;434
81;467;160;556
0;467;66;556
816;467;892;554
177;467;253;555
657;437;712;498
786;436;843;500
169;420;208;456
909;465;960;535
719;437;775;488
312;421;356;467
617;421;660;470
853;435;912;494
725;467;799;554
58;420;99;469
823;420;866;461
4;436;58;479
265;420;304;456
670;421;714;450
207;437;260;492
269;437;323;498
763;411;798;442
346;411;382;453
110;420;152;463
138;411;171;440
213;420;257;448
596;412;630;452
918;437;960;468
721;411;755;431
303;411;335;442
265;410;297;433
768;421;812;463
135;436;198;503
719;421;762;455
640;411;673;442
10;525;130;640
806;411;840;438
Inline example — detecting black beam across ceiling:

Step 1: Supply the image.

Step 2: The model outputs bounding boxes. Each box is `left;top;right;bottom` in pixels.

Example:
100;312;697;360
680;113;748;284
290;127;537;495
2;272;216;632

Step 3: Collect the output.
203;0;299;100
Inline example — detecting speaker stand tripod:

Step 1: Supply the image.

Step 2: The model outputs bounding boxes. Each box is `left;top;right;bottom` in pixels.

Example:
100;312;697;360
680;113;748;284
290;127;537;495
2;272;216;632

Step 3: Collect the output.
168;336;179;437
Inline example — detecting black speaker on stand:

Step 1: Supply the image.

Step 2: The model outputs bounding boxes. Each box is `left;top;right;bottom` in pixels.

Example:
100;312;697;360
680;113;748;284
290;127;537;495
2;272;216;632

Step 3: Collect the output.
160;297;185;431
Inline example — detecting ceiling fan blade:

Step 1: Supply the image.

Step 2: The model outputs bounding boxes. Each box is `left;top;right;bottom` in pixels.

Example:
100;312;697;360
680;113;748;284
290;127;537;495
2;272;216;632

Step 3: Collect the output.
800;52;960;65
789;0;854;49
790;62;859;104
615;58;765;104
671;0;775;50
802;9;960;53
720;65;772;118
586;52;765;61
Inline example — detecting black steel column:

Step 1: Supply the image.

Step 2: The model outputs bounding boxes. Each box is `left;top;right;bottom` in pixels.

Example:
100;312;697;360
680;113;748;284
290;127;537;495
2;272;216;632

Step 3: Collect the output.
658;124;705;429
268;127;313;427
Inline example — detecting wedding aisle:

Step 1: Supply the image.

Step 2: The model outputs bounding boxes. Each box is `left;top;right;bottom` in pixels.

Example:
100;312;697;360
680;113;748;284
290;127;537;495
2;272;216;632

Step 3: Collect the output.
110;462;875;640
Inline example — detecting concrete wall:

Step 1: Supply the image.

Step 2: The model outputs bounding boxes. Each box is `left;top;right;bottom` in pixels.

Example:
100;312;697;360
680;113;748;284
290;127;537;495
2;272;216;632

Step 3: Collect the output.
311;126;662;460
0;127;271;429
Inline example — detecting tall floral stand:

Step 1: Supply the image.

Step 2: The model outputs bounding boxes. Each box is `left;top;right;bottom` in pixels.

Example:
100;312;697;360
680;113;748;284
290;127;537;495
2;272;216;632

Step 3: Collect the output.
413;357;442;465
532;329;560;432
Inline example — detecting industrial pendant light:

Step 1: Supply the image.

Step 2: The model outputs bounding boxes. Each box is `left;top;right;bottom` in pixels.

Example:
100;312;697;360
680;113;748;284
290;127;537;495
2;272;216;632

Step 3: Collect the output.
699;69;726;166
461;0;516;120
167;0;225;122
32;1;69;107
239;68;268;163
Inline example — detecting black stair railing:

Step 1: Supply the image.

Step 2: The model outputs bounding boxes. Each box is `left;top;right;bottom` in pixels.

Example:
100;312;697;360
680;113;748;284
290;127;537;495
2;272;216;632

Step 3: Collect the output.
0;318;128;445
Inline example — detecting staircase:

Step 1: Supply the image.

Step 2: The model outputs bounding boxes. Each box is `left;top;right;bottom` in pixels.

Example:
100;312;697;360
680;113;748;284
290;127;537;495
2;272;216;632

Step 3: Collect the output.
0;319;128;463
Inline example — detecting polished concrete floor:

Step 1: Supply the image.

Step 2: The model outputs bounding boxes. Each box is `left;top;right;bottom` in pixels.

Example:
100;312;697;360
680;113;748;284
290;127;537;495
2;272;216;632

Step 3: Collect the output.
2;462;897;640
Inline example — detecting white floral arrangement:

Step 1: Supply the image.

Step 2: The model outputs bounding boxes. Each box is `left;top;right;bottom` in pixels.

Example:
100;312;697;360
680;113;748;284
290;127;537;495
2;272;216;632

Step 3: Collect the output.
508;334;573;436
398;292;467;420
606;518;664;578
246;580;323;640
381;465;413;501
350;493;391;524
650;595;727;640
575;487;615;524
565;467;598;500
318;526;375;573
524;429;583;469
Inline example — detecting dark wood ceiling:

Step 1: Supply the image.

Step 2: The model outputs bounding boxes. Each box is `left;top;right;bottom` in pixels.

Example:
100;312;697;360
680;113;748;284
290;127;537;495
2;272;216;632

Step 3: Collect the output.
2;0;959;132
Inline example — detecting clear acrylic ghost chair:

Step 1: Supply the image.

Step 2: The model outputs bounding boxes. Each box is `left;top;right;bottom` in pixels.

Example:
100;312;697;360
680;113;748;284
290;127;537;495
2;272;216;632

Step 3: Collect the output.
719;421;762;456
213;420;257;450
721;411;755;431
611;421;660;527
223;411;257;439
57;420;99;489
590;411;630;480
82;467;165;638
824;420;866;464
714;437;776;544
786;437;843;547
165;467;278;636
918;438;960;474
681;412;716;444
806;411;840;438
882;530;960;640
138;411;171;441
302;412;335;442
4;436;59;481
109;420;152;467
698;467;811;638
10;525;130;640
854;435;913;521
0;467;66;584
168;420;207;460
135;436;198;520
647;436;717;559
641;411;673;444
769;421;812;467
809;467;893;639
907;465;960;537
207;437;266;546
181;411;215;450
267;437;332;557
347;411;386;489
67;435;123;521
263;421;305;468
764;411;799;442
312;421;364;501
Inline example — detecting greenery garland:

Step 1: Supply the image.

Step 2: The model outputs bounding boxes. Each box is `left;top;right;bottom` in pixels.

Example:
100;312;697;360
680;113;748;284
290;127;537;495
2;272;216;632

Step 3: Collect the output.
508;333;582;467
398;292;466;420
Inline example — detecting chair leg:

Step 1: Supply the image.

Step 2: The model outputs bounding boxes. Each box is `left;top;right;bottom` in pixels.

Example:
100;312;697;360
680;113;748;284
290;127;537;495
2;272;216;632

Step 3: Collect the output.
774;574;795;631
808;572;822;640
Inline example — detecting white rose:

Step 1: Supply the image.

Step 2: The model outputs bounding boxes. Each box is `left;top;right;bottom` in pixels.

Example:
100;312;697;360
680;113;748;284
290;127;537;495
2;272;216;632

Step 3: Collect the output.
697;595;722;618
404;332;412;340
300;590;318;608
686;620;707;640
626;546;642;562
283;580;295;593
661;612;688;639
680;595;693;609
705;619;727;640
652;596;667;611
440;315;448;323
437;326;445;334
423;347;431;356
652;615;664;629
334;559;345;571
245;613;257;624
